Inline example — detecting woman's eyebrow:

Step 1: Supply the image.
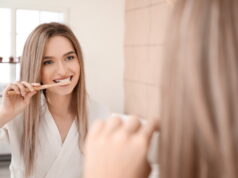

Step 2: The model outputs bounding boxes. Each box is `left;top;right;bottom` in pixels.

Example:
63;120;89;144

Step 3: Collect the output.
43;56;53;60
43;51;76;60
63;51;76;57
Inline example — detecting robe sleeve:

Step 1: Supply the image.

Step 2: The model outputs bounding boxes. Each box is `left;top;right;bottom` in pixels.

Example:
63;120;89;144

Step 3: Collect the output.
0;113;23;146
0;125;10;145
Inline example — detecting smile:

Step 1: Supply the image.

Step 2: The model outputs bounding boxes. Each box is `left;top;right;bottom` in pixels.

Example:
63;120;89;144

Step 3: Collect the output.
53;76;72;83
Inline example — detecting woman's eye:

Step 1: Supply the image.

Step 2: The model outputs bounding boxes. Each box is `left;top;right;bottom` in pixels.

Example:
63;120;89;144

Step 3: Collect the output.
66;56;75;61
43;60;53;65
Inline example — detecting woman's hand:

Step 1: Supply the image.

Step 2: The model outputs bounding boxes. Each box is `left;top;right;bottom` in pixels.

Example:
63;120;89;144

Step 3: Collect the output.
84;116;159;178
0;81;39;124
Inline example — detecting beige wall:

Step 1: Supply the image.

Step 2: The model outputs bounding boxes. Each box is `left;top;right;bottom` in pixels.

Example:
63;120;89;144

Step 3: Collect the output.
124;0;171;118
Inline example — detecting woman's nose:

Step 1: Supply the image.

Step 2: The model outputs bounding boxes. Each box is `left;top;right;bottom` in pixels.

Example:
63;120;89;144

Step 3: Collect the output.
56;61;67;75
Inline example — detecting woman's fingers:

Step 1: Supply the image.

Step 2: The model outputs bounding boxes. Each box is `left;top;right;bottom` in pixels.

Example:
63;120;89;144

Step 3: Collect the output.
5;81;39;97
6;83;20;95
21;81;35;92
104;116;123;135
24;90;37;104
96;116;159;138
139;118;160;143
85;115;155;178
89;120;105;139
14;82;28;96
124;116;141;133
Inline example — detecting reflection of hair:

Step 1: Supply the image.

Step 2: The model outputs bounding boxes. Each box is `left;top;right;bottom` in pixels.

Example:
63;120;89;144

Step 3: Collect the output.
20;22;88;176
160;0;238;178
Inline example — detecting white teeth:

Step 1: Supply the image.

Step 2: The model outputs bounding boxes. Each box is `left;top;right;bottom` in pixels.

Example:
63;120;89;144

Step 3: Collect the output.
54;77;71;83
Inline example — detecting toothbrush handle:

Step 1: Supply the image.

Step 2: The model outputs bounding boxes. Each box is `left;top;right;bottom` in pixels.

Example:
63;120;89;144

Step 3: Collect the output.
7;86;41;95
6;82;67;95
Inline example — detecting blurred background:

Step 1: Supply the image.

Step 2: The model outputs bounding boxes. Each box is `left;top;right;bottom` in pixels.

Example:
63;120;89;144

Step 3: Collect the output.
0;0;171;177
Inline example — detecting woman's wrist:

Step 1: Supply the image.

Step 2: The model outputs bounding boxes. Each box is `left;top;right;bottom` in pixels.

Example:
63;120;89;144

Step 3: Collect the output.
0;106;14;127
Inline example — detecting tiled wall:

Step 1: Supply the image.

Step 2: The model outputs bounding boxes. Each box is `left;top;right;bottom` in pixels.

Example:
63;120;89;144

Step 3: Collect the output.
124;0;171;118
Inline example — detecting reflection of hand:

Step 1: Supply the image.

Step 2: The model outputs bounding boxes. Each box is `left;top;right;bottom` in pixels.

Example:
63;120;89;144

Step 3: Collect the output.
84;116;160;178
0;81;39;122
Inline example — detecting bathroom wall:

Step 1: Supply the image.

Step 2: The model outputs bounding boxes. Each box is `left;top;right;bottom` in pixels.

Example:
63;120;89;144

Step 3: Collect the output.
124;0;171;118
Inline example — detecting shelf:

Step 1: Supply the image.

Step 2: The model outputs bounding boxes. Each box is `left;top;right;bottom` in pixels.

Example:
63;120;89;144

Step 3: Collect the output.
0;62;19;64
0;154;11;162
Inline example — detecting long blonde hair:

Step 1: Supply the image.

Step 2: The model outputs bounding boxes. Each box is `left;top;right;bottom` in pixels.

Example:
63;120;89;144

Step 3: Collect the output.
160;0;238;178
20;22;88;176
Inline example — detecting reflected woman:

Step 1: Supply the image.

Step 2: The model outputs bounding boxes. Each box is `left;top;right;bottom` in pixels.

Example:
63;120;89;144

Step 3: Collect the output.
0;22;109;178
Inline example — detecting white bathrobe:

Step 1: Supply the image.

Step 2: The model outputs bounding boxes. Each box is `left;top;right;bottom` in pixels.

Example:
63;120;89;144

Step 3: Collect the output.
0;95;110;178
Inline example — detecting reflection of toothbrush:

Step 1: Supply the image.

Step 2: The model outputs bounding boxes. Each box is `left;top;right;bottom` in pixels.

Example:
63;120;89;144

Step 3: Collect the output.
7;81;71;95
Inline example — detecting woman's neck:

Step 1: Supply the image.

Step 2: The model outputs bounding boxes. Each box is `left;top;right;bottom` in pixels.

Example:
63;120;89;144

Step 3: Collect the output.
45;92;73;118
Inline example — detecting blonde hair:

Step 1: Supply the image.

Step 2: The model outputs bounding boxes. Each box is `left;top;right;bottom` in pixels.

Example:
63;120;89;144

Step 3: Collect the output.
160;0;238;178
20;22;88;176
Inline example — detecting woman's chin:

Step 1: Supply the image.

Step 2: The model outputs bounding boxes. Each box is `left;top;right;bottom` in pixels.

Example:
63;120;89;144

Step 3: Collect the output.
46;87;75;96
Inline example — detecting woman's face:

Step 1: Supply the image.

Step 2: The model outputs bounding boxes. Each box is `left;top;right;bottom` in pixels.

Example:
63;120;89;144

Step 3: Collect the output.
41;36;80;96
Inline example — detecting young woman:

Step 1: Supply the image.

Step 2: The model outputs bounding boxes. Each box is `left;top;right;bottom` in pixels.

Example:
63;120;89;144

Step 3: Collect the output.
0;22;109;178
83;0;238;178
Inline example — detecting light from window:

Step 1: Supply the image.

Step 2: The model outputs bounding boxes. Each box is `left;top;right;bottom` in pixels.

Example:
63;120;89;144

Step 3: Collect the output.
16;9;40;58
16;9;64;57
40;11;64;23
0;8;11;62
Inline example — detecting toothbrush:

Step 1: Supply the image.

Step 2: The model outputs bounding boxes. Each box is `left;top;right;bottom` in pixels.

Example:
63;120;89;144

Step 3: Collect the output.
7;81;71;95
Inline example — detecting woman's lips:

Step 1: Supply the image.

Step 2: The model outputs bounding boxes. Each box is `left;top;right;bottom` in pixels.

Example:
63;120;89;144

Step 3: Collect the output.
53;76;72;83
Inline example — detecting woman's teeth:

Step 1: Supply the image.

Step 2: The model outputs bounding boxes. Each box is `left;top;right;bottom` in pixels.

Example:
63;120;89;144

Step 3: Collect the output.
54;77;71;83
